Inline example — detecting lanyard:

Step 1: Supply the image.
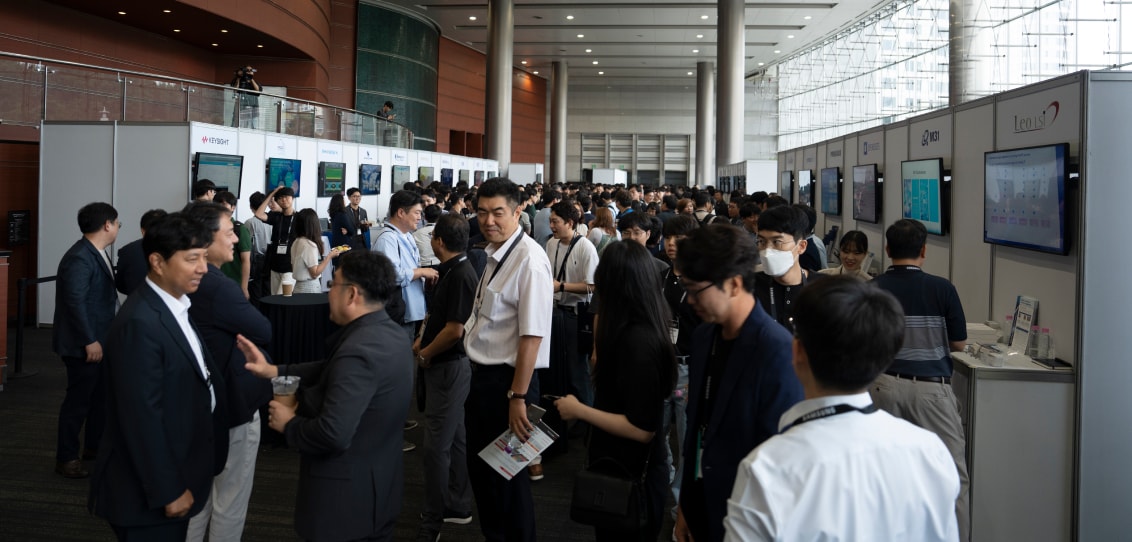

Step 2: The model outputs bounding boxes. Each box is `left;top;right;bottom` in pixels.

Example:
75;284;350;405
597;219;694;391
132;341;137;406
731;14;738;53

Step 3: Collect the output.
780;403;879;433
767;271;807;325
887;265;921;272
486;233;522;287
554;234;582;282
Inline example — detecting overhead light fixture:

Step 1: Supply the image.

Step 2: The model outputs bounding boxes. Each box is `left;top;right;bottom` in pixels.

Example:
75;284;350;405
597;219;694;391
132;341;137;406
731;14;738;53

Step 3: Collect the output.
585;48;592;53
221;29;229;33
173;29;181;32
804;15;812;20
118;11;126;15
521;60;527;65
163;9;171;13
533;70;539;74
693;49;699;53
696;34;704;39
688;71;694;75
700;15;709;20
469;16;477;21
774;49;781;53
592;61;599;65
758;62;765;66
598;71;604;75
257;44;264;48
212;43;219;46
566;15;574;20
787;34;794;39
577;34;585;38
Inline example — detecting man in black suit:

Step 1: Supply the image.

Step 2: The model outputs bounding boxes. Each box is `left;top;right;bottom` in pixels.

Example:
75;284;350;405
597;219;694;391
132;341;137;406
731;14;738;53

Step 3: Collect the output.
239;250;413;542
331;187;371;251
53;202;120;479
115;209;167;296
89;213;228;540
183;202;272;542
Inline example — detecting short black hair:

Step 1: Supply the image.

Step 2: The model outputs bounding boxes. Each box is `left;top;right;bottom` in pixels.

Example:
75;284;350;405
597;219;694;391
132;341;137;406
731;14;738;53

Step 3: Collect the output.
886;219;927;260
347;187;361;197
751;191;769;205
433;213;469;253
542;190;562;207
758;205;809;241
388;190;423;219
336;250;397;306
840;230;869;253
662;195;678;211
577;194;592;211
792;203;817;235
181;201;231;233
693;191;712;209
764;195;788;208
477;178;523;210
662;214;699;237
77;202;118;234
273;187;295;199
550;200;581;227
423;204;442;223
213;191;237;207
143;212;212;264
249;191;267;210
139;209;168;231
675;224;759;293
616;211;652;233
192;179;217;199
793;276;906;392
383;101;394;109
739;203;761;219
614;191;633;208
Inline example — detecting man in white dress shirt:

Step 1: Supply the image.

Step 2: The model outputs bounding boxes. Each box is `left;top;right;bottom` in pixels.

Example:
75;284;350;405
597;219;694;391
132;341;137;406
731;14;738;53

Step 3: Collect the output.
724;276;960;542
463;177;554;542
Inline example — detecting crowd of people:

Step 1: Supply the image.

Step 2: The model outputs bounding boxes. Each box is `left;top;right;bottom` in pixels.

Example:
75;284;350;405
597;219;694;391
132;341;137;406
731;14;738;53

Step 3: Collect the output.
51;176;970;542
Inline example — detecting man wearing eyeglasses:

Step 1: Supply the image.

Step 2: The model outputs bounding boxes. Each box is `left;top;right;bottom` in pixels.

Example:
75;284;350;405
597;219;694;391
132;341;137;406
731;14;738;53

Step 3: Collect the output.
753;205;826;333
671;224;803;542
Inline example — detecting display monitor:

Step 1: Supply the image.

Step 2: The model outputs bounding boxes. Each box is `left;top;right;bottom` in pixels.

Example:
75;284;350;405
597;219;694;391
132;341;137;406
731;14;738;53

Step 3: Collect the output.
779;171;794;203
318;161;346;197
359;164;381;195
440;168;454;187
487;171;498;180
798;170;814;207
820;167;842;216
265;157;302;196
852;164;882;224
901;158;948;235
392;165;410;187
419;166;435;187
474;171;484;187
983;143;1071;255
192;153;243;197
459;170;470;184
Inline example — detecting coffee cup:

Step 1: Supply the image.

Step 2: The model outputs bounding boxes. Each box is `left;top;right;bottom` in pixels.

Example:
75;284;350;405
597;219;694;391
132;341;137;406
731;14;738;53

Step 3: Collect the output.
281;279;296;296
271;376;301;407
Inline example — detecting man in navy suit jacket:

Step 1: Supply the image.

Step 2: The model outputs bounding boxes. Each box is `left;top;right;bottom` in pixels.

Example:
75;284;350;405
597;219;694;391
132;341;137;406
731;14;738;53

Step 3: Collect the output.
672;224;803;542
115;209;167;296
53;202;120;479
89;213;228;541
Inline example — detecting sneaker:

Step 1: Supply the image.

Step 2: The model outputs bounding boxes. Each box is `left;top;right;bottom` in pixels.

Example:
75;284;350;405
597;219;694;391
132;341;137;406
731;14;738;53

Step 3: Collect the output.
528;463;544;481
403;440;417;452
443;511;473;525
404;420;420;431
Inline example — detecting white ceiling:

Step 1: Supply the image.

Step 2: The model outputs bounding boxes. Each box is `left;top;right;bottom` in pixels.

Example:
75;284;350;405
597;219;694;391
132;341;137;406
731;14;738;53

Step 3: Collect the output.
380;0;888;86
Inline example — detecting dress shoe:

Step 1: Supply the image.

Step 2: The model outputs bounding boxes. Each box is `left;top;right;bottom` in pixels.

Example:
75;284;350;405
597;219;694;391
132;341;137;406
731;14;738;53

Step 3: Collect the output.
81;449;98;461
55;460;88;479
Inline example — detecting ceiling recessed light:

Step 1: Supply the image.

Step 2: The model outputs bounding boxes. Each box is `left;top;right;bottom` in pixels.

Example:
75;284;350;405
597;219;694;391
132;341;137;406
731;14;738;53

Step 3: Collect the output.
212;43;219;46
577;34;585;38
787;34;794;39
804;15;812;20
118;11;126;15
696;34;704;39
173;29;181;32
533;70;539;74
693;49;699;53
257;44;264;48
221;29;228;33
163;9;171;13
700;15;709;20
598;71;604;75
774;49;781;53
688;71;694;75
585;48;592;53
469;16;477;21
758;62;765;66
521;60;527;65
592;61;599;65
566;15;574;20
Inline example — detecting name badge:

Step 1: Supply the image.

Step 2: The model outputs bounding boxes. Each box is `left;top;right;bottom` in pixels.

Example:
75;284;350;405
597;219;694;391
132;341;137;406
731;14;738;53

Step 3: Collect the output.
356;228;362;235
276;245;287;255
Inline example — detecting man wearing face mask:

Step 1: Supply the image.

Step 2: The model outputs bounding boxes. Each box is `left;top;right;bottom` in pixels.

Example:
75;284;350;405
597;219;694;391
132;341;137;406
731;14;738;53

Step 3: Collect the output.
753;206;826;333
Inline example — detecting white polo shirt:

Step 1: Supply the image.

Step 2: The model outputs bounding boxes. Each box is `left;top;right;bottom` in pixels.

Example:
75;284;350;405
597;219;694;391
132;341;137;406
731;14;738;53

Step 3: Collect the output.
546;234;598;307
464;227;554;368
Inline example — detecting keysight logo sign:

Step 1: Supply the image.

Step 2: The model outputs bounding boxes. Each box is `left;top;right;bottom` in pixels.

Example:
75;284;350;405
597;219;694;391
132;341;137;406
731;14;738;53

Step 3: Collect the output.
201;136;231;146
1014;101;1059;134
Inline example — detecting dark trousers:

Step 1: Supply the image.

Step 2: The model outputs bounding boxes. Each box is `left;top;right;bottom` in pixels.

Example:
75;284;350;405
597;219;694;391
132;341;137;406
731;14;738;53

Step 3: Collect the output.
465;363;539;542
111;521;188;541
56;356;105;462
419;357;473;536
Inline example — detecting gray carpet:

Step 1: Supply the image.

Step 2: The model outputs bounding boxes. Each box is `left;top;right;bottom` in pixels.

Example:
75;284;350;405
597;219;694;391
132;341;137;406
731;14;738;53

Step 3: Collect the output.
0;327;677;541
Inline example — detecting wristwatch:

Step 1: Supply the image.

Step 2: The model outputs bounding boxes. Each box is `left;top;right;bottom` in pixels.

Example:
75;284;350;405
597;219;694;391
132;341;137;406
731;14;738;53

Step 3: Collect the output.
507;390;526;400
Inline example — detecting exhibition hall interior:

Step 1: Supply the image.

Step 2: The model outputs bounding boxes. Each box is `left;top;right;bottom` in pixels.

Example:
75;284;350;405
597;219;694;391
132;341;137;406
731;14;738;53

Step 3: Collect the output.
0;0;1130;540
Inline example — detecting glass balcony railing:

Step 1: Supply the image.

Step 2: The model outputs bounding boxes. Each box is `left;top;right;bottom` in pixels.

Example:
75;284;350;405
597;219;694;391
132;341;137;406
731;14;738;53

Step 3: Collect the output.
0;51;413;148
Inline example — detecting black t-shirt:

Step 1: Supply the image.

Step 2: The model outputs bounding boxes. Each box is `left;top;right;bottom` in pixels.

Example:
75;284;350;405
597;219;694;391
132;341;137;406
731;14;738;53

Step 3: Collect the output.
588;323;670;476
265;211;296;273
754;271;825;333
799;241;823;273
661;267;703;356
420;254;477;361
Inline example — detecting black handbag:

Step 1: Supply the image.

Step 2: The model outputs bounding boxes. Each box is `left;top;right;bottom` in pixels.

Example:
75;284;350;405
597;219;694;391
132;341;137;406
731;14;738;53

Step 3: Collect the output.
576;301;594;356
570;455;649;531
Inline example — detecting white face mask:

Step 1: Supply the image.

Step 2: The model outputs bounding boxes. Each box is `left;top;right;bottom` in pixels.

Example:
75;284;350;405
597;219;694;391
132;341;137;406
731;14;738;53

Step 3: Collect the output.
760;247;796;277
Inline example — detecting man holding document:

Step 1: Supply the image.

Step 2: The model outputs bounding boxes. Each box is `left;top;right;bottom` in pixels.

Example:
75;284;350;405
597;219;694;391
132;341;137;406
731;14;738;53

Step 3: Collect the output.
463;178;554;542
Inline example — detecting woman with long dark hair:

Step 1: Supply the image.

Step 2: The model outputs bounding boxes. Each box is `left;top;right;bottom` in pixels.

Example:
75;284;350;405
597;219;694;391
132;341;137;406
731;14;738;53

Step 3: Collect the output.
290;208;341;293
327;193;352;250
556;241;676;542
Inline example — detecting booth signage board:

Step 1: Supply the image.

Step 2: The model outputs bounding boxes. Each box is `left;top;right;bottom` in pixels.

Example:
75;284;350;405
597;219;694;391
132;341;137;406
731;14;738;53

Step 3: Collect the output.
392;150;409;165
441;155;452;168
785;152;796;171
419;152;434;167
827;141;844;166
318;142;343;162
996;81;1082;152
858;130;884;165
358;146;379;164
910;115;953;160
803;147;818;169
191;124;239;154
266;135;298;158
8;210;30;245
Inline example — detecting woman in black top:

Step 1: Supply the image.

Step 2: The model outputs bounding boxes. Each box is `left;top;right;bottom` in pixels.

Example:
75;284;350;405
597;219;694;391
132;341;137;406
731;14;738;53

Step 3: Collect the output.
556;241;676;542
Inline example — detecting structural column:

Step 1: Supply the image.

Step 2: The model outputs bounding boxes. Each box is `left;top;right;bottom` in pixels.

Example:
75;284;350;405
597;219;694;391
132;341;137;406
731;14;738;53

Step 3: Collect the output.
716;0;745;168
550;61;568;184
486;0;514;175
696;62;715;188
949;0;993;106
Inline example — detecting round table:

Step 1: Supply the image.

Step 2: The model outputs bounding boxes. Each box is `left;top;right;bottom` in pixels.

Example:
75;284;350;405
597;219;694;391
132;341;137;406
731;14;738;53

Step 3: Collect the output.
257;293;338;365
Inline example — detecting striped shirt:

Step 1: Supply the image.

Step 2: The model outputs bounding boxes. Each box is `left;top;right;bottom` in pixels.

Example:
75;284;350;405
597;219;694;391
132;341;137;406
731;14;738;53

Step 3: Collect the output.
872;265;967;376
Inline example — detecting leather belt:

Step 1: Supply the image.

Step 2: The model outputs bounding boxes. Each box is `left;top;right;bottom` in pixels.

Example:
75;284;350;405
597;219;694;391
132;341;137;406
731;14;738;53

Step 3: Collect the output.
885;372;951;385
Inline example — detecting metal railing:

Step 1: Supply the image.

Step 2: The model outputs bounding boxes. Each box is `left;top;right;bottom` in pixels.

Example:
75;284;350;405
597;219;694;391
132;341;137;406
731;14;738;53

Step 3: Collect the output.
0;51;413;148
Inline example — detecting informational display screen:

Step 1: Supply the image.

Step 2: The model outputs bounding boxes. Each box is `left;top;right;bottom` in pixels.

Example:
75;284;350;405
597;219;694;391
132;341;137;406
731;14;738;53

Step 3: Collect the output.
984;143;1070;254
266;158;302;196
194;152;244;196
419;166;435;187
798;170;814;207
852;164;881;224
318;161;346;197
392;165;410;186
440;168;454;187
779;171;794;203
820;167;841;215
360;164;381;195
901;158;946;235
